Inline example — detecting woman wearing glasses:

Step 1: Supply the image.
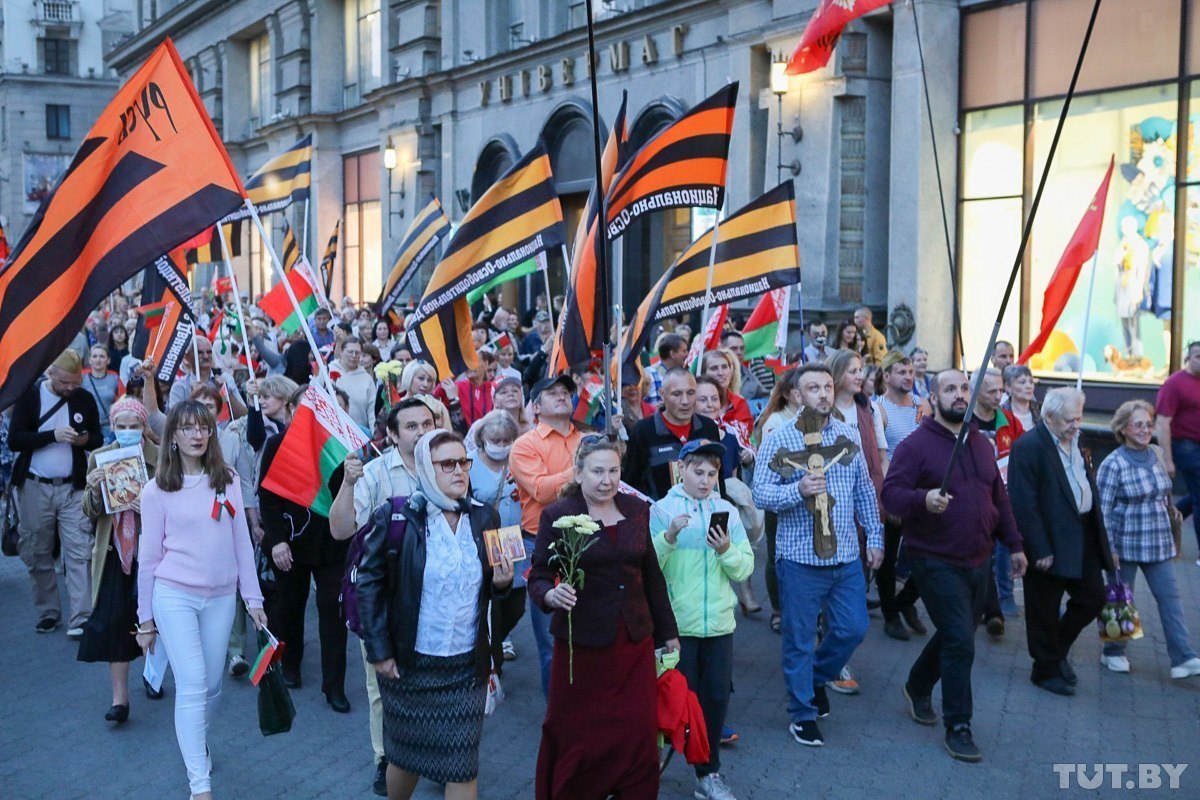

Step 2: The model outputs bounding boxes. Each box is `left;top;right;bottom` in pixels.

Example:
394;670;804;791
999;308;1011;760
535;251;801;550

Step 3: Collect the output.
136;401;268;800
358;429;515;800
1096;400;1200;679
529;436;679;800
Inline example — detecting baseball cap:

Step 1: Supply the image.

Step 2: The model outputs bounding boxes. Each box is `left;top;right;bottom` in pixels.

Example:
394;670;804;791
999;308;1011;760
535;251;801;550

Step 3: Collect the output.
678;438;726;460
530;373;576;402
534;310;552;323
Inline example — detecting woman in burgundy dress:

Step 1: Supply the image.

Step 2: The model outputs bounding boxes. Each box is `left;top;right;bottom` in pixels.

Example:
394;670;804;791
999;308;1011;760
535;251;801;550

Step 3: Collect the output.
528;437;679;800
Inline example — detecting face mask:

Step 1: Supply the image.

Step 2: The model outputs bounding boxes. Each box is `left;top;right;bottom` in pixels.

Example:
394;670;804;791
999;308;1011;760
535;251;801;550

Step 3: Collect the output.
815;335;827;346
484;441;512;461
114;429;142;448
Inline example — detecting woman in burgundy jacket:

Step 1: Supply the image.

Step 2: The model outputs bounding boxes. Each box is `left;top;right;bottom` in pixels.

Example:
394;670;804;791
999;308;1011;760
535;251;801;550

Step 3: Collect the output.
528;436;679;800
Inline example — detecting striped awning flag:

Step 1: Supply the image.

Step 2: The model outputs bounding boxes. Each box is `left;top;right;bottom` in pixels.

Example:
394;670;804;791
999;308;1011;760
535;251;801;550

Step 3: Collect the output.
279;219;300;273
134;251;197;385
549;92;630;374
406;144;565;379
620;182;801;373
319;219;339;296
222;134;312;221
0;38;245;411
184;221;242;265
604;83;737;241
376;196;451;315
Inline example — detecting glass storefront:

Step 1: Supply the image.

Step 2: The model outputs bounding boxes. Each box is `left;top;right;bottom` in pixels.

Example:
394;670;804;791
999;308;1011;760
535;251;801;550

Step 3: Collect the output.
958;0;1196;384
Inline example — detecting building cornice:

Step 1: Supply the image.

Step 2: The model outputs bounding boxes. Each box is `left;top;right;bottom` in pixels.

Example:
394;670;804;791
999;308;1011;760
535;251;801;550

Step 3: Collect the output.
105;0;233;73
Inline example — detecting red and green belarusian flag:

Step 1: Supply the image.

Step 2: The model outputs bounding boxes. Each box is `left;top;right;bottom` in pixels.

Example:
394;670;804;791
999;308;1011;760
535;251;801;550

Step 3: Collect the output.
742;286;791;359
260;384;369;516
259;259;321;333
135;300;169;328
249;628;284;686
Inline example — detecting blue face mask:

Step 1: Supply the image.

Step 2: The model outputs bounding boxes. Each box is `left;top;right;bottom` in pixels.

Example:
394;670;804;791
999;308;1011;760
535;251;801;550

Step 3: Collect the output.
113;429;142;448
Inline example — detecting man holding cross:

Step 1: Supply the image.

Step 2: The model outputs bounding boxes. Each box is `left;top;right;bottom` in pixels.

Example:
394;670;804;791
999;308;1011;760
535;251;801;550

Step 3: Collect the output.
754;363;884;749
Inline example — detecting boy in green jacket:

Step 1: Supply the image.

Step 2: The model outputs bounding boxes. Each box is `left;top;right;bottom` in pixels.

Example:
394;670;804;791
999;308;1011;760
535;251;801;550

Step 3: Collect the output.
651;439;755;800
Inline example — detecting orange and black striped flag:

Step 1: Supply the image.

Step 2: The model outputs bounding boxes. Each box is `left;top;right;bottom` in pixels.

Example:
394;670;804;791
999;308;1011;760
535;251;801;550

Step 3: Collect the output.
377;196;451;316
604;82;738;240
549;92;630;373
406;145;565;379
132;250;197;384
0;38;244;411
620;182;801;374
319;219;339;296
222;135;312;221
279;219;300;273
184;221;242;265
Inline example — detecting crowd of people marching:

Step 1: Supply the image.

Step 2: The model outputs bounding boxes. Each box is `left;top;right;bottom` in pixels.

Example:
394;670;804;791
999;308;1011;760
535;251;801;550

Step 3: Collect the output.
4;285;1200;800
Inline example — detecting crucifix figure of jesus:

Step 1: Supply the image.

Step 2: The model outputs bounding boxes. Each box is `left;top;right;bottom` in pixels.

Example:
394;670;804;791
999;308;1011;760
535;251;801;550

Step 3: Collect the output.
767;406;861;559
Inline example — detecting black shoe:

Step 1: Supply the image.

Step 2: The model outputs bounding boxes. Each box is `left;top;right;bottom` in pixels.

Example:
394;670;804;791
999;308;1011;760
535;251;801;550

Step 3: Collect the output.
1031;674;1076;696
866;598;882;610
143;677;164;700
373;759;388;796
1059;659;1078;687
812;685;830;719
283;671;301;690
985;616;1005;638
324;690;351;713
900;606;927;635
789;719;824;747
104;704;129;724
34;617;60;634
902;684;937;726
944;724;982;762
884;617;910;641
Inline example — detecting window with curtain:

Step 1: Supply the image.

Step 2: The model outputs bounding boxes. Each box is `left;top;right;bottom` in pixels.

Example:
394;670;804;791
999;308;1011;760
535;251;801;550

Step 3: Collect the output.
249;33;272;129
344;150;383;304
344;0;382;108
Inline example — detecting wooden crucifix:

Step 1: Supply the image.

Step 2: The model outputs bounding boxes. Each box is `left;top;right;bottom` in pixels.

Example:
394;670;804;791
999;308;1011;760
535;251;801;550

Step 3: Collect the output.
767;406;861;560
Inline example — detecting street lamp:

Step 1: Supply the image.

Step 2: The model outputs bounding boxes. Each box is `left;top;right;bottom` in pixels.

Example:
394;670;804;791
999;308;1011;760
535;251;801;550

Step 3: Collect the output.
384;143;405;235
772;53;801;183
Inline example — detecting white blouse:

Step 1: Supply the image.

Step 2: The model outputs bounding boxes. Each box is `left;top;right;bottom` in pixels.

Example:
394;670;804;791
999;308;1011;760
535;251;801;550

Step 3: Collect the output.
414;510;483;657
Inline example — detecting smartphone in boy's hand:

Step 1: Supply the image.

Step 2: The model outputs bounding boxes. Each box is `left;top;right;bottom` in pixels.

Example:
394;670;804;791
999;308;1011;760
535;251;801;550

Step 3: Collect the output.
706;511;731;554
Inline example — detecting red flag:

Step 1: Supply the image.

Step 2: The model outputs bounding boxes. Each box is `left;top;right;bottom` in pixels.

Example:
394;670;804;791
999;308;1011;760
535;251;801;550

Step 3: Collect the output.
1018;157;1115;365
686;304;729;371
786;0;891;75
214;275;233;295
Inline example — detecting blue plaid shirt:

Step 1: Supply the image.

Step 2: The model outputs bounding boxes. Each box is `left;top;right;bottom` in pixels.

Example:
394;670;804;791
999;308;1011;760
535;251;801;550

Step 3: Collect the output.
753;414;884;566
1097;446;1176;563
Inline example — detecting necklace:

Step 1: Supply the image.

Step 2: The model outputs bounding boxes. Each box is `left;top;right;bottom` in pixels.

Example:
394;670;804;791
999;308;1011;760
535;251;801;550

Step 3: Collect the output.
182;472;205;488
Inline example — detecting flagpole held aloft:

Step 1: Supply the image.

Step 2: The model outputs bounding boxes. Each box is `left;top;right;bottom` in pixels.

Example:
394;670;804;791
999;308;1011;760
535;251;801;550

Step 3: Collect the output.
939;0;1104;494
245;199;334;392
1075;249;1100;392
216;223;260;410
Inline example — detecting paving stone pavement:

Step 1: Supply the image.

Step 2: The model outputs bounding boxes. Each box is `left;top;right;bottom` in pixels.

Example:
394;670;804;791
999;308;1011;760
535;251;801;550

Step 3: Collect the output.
2;537;1199;799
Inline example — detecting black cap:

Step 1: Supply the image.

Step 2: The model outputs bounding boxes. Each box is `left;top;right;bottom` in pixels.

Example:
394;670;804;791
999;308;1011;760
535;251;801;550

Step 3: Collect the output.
530;373;577;402
678;438;727;460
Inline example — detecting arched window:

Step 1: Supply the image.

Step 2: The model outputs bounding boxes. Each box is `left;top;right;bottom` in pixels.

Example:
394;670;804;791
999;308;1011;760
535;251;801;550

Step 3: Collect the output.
470;136;520;203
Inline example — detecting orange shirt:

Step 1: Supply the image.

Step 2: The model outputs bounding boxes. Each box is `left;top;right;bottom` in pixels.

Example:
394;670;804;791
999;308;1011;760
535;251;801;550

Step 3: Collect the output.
510;421;584;533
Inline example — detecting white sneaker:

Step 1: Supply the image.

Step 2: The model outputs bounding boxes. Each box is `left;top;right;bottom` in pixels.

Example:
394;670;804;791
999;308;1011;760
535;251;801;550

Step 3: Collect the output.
1100;654;1131;673
65;627;84;639
227;655;249;678
694;773;738;800
1169;657;1200;679
502;640;516;661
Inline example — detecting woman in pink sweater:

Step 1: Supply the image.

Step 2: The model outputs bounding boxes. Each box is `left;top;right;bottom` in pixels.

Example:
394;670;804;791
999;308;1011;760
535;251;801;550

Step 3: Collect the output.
136;400;267;800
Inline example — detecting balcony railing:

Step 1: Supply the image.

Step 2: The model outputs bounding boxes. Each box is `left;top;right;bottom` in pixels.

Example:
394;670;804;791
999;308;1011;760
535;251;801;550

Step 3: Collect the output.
37;0;78;23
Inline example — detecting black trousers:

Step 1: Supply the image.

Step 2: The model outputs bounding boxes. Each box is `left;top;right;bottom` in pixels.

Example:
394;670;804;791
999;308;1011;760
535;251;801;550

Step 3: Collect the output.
1022;529;1107;682
489;586;528;676
765;511;779;612
677;634;733;777
267;559;347;693
906;558;988;729
878;521;919;621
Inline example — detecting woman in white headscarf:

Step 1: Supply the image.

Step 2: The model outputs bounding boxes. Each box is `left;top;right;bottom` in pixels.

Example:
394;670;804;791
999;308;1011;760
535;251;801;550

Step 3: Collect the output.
357;430;514;799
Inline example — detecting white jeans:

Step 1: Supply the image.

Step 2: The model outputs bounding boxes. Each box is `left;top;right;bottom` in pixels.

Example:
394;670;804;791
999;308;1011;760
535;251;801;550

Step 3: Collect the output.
153;582;236;795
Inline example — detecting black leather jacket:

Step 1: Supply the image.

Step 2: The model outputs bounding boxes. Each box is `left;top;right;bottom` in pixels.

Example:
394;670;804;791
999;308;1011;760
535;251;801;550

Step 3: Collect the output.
357;493;507;683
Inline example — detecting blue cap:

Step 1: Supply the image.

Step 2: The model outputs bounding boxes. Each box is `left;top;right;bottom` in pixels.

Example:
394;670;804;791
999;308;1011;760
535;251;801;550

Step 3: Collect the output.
678;438;726;460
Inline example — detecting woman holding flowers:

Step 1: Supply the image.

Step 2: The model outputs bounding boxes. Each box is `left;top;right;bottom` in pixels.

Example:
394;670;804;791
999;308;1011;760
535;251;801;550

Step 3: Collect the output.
529;436;679;800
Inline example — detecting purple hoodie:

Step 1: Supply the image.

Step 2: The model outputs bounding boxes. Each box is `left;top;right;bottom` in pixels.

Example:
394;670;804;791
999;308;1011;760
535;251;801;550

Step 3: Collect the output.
881;417;1022;568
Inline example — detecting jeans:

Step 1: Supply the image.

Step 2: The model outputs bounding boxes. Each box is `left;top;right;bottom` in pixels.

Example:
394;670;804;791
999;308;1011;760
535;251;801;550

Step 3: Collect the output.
152;583;237;795
527;590;553;699
906;558;988;728
877;521;919;621
1103;561;1198;667
1172;438;1200;551
678;634;733;777
777;559;868;723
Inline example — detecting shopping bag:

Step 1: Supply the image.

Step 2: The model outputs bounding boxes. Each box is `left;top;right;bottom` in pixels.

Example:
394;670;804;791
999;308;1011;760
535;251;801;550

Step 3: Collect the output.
255;629;295;736
1;485;20;557
1097;577;1144;642
484;671;504;717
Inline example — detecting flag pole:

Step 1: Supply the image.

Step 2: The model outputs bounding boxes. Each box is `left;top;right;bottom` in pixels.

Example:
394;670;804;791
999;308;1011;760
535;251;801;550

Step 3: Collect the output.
696;215;724;363
544;249;557;318
190;328;202;380
216;223;260;410
939;0;1103;494
1075;249;1100;391
794;283;806;364
583;0;616;439
301;197;310;261
245;199;333;391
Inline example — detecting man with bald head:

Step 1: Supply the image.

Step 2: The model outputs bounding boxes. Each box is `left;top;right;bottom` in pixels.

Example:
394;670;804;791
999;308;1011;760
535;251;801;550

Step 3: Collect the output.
624;368;722;500
9;349;103;635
